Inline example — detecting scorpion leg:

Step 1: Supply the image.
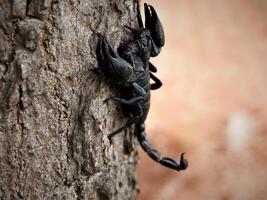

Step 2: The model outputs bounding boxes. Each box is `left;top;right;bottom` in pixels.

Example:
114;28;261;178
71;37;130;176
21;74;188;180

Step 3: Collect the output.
108;104;143;143
148;62;162;90
107;82;146;142
136;123;188;171
149;62;157;72
105;96;144;105
105;82;146;104
150;72;162;90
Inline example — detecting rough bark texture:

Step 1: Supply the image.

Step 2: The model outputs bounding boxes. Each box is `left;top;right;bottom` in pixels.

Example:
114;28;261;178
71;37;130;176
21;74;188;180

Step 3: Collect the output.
0;0;139;199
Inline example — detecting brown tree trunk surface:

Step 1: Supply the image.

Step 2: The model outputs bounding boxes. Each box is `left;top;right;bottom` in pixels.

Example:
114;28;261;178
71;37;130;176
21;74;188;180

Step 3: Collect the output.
0;0;139;199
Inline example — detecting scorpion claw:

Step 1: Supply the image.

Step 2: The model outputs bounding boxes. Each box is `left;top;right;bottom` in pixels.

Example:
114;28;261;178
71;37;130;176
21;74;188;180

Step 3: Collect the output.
107;134;113;145
144;3;165;47
97;37;134;85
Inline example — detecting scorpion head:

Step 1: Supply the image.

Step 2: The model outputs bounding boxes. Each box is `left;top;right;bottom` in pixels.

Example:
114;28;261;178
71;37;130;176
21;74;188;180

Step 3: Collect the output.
125;26;151;44
135;28;152;47
135;28;151;39
126;3;165;57
97;35;133;86
125;26;153;49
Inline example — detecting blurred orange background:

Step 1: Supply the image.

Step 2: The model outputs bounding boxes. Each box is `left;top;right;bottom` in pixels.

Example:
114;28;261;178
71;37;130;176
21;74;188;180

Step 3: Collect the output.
137;0;267;199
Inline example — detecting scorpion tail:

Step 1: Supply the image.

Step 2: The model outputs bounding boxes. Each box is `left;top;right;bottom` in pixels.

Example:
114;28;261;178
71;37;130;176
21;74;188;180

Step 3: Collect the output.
136;123;188;171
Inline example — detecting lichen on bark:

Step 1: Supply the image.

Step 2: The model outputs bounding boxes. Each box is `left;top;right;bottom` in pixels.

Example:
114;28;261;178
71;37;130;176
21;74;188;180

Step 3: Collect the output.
0;0;139;199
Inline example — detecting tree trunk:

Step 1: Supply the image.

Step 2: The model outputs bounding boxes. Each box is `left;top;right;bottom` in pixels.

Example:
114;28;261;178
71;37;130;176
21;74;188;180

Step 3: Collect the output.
0;0;139;199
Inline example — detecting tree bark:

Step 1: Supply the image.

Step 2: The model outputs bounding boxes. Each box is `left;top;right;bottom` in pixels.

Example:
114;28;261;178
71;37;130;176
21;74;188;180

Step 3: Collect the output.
0;0;139;199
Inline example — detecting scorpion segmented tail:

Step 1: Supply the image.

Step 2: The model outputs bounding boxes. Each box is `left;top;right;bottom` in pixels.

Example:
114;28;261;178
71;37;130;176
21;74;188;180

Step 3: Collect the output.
136;122;188;171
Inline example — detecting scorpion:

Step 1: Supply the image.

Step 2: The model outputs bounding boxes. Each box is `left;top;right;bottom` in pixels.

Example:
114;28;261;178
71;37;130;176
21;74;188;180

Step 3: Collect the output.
96;2;188;172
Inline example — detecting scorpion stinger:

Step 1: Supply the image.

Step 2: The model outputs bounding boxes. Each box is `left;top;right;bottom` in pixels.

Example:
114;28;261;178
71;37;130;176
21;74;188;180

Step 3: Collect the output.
136;123;188;171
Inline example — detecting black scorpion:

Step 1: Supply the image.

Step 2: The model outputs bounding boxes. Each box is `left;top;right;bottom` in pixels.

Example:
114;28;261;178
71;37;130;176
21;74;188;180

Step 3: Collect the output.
96;2;188;172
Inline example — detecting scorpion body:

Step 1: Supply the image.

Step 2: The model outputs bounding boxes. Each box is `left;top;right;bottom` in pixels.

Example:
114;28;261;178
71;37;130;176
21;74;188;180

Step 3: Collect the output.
97;2;188;172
